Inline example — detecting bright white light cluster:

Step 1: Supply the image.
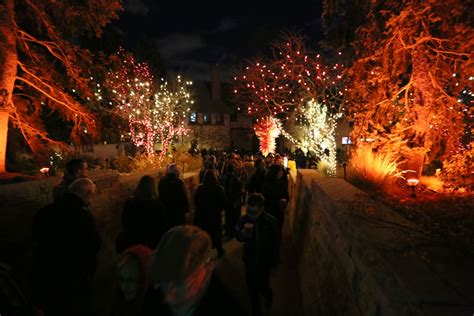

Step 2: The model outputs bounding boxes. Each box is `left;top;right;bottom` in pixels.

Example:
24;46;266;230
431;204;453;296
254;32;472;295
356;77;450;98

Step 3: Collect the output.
105;50;193;159
303;100;340;176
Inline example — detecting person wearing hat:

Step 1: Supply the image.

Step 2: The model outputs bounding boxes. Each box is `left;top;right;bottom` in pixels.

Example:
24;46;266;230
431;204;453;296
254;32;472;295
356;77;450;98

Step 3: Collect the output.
147;226;244;316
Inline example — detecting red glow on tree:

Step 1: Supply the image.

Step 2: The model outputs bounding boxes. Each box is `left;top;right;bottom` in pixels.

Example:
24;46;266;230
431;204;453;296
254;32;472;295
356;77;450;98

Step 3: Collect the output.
0;0;121;172
234;34;345;121
345;0;473;166
106;49;156;155
106;49;192;160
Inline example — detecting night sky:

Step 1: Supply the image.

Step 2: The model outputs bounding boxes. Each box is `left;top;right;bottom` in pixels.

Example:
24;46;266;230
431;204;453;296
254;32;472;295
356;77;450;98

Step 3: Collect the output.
112;0;324;82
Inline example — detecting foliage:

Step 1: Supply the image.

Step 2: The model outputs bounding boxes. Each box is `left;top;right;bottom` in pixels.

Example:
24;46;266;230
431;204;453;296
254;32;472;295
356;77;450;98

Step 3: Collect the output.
3;0;121;155
233;33;345;175
439;145;474;192
420;176;445;192
130;153;162;172
234;33;345;119
115;152;132;173
105;49;193;159
349;145;401;190
317;159;330;177
172;151;202;174
346;0;473;166
116;151;202;174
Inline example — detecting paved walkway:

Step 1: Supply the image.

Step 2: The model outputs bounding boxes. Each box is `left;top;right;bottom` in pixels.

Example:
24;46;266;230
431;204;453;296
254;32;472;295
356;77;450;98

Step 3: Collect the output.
214;211;303;316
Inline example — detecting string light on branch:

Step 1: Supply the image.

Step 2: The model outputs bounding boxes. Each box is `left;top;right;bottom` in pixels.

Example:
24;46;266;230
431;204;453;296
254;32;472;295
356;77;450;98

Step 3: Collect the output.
234;33;346;175
105;49;192;160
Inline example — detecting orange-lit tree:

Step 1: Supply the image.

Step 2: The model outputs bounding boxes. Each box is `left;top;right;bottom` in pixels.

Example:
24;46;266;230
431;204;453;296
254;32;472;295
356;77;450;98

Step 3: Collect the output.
234;34;345;175
0;0;121;172
346;0;473;169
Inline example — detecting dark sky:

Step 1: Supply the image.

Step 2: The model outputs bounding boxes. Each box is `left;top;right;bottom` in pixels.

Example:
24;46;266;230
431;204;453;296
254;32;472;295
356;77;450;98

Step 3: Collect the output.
114;0;324;82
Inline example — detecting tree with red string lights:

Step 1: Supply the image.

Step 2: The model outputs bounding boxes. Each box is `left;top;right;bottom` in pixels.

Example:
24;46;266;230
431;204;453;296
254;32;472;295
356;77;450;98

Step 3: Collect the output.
234;33;345;174
105;49;193;160
234;34;345;120
344;0;473;169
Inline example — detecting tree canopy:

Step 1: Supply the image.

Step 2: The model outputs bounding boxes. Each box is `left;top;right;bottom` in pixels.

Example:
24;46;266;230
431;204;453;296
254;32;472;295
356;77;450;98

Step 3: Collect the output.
0;0;121;169
342;0;473;164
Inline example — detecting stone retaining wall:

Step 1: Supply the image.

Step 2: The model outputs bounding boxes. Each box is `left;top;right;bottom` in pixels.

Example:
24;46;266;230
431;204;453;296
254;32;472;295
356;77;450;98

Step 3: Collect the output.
288;170;474;316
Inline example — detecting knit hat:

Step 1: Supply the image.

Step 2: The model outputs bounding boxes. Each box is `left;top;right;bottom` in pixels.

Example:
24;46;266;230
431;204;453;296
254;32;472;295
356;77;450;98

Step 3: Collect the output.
149;225;212;284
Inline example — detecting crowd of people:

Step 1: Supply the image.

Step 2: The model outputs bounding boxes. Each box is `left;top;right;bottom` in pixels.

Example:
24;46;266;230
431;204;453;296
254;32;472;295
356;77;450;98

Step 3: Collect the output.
26;151;291;316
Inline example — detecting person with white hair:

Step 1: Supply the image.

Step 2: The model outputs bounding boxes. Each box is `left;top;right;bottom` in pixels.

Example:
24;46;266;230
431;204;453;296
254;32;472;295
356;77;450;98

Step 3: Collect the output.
32;177;101;315
158;163;190;227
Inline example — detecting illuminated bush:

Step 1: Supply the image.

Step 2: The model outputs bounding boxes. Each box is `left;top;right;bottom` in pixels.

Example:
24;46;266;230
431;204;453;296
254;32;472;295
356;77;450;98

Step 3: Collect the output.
350;145;400;190
440;146;474;192
420;176;445;193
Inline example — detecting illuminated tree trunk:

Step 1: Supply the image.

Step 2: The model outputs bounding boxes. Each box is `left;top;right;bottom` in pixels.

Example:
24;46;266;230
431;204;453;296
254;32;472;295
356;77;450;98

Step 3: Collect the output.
0;0;17;173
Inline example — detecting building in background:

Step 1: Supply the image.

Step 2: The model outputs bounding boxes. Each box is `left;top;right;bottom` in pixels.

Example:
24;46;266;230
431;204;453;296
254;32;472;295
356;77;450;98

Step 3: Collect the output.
181;65;254;152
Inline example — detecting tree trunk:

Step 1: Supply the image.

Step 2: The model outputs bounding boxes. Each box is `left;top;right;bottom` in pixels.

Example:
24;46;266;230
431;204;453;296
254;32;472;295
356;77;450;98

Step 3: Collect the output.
0;0;17;173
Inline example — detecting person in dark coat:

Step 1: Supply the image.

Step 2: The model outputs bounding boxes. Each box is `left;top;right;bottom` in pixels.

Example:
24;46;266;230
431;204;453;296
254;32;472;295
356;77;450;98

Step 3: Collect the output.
158;164;189;227
198;156;219;184
295;148;307;169
194;170;226;258
262;164;289;263
236;193;280;316
247;158;266;194
52;159;88;202
146;226;245;316
32;178;101;316
221;163;242;239
262;164;290;234
117;175;168;253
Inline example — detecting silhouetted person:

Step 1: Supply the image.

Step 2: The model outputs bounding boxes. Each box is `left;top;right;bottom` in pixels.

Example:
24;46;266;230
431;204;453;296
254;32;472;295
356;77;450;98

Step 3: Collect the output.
262;164;289;259
236;194;279;316
221;163;242;239
247;158;266;194
194;170;226;258
53;159;88;202
32;178;101;316
147;226;244;316
198;156;219;183
117;175;168;253
295;148;307;169
158;164;189;227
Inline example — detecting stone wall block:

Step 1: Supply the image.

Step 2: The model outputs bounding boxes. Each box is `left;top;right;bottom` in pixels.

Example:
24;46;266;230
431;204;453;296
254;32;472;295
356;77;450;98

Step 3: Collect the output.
289;170;474;316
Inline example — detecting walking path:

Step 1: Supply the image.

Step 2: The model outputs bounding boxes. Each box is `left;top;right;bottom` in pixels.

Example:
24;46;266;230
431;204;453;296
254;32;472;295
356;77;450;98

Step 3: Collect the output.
215;211;303;315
